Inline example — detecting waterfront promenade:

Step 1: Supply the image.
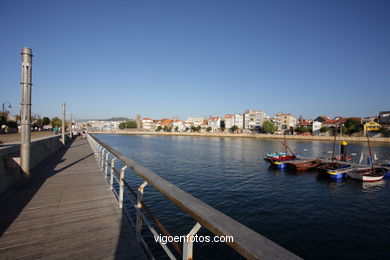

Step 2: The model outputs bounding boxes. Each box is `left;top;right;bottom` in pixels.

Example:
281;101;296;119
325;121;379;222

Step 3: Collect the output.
0;138;147;259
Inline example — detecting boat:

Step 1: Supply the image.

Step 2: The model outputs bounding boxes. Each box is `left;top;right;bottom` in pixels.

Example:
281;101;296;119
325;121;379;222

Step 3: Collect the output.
286;159;322;171
264;153;296;162
346;167;386;182
317;162;352;179
265;134;297;168
346;132;386;182
327;166;356;179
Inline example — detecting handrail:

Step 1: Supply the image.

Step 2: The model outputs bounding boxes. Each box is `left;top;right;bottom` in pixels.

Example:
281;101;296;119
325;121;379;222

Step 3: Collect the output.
88;133;302;260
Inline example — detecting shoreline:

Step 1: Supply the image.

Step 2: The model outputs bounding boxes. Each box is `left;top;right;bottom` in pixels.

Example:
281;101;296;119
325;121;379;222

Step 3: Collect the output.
90;130;390;143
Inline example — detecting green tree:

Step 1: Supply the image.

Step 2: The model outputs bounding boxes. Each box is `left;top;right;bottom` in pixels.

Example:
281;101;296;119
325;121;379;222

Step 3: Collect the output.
174;127;179;132
51;117;62;128
206;127;212;132
320;127;330;134
119;121;137;129
221;127;226;132
262;121;277;134
156;126;163;132
230;125;239;133
190;126;196;132
196;126;201;132
42;117;51;125
345;118;363;136
296;126;309;134
185;127;190;132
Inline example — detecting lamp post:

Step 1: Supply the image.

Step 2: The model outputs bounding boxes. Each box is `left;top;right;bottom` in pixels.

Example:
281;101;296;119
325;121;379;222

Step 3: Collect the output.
2;102;11;113
20;47;33;175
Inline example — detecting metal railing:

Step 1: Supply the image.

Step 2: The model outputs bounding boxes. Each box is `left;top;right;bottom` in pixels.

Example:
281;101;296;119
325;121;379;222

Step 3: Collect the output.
87;133;301;260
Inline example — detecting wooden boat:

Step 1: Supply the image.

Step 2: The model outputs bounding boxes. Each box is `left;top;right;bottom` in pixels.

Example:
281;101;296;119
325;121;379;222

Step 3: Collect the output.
346;167;386;182
265;134;297;168
287;159;322;171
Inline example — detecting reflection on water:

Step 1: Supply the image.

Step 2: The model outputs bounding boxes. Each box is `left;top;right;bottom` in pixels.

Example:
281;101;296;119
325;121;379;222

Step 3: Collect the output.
96;134;390;260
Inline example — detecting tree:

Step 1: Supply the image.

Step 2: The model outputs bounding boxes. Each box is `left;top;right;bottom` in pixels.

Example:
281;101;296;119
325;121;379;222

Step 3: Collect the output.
196;126;201;132
190;126;197;132
156;126;163;132
51;117;62;128
262;121;277;134
119;121;137;129
221;127;226;132
230;125;239;133
185;127;190;132
42;117;50;125
320;127;330;134
174;127;179;132
345;118;363;136
206;127;212;132
296;126;309;134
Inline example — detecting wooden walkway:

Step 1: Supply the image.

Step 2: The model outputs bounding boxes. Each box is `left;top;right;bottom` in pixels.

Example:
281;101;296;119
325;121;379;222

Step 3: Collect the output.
0;138;147;260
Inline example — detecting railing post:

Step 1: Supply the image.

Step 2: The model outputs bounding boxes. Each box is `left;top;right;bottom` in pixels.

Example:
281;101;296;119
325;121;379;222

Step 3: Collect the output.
110;158;116;191
136;181;148;242
100;148;106;169
183;222;202;260
105;152;110;179
119;165;127;208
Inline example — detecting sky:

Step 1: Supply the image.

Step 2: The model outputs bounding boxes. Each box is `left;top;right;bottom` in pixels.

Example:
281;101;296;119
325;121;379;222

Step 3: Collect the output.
0;0;389;120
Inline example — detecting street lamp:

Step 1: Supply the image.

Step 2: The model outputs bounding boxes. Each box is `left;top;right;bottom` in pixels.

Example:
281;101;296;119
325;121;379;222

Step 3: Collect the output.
2;102;11;113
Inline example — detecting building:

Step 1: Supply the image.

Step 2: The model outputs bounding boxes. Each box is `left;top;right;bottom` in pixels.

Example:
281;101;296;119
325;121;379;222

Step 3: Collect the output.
312;121;322;136
172;120;184;132
233;114;244;129
364;121;381;136
275;113;297;133
379;111;390;129
208;117;221;132
186;117;204;126
224;114;234;129
243;110;267;131
142;118;154;130
314;116;330;122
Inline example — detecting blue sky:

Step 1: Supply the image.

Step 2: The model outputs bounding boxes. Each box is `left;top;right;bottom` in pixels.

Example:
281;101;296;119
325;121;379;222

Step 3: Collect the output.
0;0;389;120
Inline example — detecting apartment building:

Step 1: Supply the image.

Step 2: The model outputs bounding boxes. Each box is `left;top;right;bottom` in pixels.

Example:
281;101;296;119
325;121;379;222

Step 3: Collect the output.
275;113;297;132
243;110;267;131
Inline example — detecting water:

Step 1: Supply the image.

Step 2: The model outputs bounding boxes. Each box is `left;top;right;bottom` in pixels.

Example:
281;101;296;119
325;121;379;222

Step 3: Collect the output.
95;134;390;259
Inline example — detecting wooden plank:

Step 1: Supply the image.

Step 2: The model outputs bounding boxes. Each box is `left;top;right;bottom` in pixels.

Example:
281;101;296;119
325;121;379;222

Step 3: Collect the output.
0;138;147;260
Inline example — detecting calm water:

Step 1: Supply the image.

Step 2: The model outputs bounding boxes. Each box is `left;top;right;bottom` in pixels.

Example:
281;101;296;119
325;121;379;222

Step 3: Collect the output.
95;134;390;259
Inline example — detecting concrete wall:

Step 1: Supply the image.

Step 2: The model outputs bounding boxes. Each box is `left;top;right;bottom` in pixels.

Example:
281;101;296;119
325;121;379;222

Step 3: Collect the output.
0;135;63;195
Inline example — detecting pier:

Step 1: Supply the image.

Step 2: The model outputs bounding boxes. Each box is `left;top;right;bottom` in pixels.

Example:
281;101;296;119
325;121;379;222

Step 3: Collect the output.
0;138;147;259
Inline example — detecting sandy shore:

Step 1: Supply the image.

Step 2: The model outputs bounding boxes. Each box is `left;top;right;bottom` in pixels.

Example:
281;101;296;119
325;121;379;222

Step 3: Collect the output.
90;130;390;143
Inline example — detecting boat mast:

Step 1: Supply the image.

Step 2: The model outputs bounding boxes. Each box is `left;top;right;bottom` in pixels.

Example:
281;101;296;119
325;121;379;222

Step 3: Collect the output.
331;127;337;166
366;131;375;173
284;133;287;154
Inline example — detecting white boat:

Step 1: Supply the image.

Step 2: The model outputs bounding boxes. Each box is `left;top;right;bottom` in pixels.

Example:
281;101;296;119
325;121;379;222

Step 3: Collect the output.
346;167;386;182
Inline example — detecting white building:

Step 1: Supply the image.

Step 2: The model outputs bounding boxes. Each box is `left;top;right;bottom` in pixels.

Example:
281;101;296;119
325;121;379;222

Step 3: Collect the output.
208;117;221;132
172;120;185;132
243;110;267;131
142;118;154;130
186;117;204;126
312;121;322;136
224;114;234;129
233;114;244;129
